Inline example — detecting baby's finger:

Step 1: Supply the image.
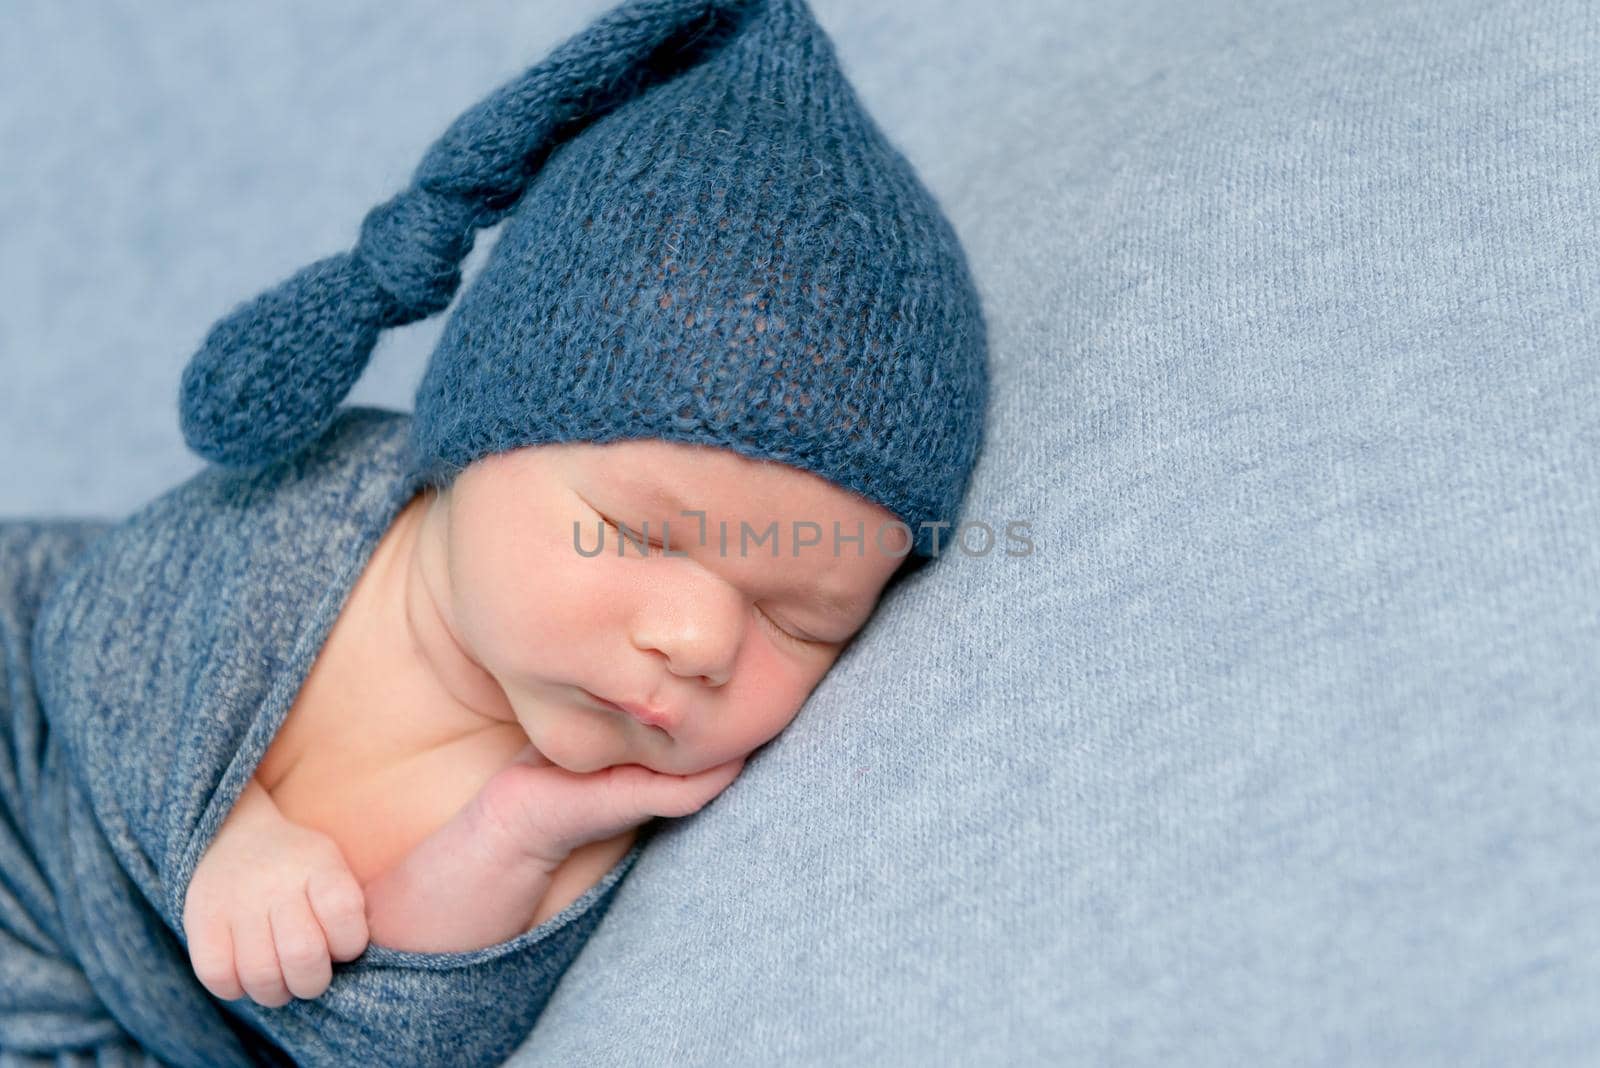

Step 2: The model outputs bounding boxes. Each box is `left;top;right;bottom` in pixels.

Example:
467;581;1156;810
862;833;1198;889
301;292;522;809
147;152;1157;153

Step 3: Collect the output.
604;756;748;824
307;863;370;963
270;895;332;1001
231;913;291;1009
185;914;244;1001
483;754;749;858
660;756;748;814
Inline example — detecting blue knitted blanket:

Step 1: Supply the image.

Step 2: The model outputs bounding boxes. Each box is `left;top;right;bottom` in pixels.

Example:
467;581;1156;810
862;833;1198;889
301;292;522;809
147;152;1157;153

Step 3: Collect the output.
0;406;644;1067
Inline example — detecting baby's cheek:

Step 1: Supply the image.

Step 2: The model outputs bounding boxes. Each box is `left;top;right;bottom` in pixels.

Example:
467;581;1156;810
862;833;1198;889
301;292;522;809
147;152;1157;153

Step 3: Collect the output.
733;658;820;739
456;571;577;688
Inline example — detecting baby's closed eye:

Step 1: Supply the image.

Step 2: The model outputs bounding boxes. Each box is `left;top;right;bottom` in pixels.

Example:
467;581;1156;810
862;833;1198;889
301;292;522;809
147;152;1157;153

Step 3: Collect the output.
592;511;838;652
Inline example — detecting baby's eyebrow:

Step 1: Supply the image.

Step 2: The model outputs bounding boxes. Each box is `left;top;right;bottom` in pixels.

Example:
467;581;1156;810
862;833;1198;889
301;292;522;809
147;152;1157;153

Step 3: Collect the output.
632;479;688;522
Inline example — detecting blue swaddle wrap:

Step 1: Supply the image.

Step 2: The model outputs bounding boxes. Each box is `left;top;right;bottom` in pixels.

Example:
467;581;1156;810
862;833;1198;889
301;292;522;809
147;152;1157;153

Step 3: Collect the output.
1;405;645;1067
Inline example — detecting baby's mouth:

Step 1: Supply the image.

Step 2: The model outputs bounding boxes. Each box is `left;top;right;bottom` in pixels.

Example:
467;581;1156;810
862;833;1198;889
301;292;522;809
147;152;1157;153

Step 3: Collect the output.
576;686;624;713
576;686;673;732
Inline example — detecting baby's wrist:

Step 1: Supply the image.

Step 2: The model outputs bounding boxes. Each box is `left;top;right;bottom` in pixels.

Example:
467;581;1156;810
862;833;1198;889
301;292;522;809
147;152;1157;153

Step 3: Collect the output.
363;795;559;953
464;781;570;874
220;775;290;837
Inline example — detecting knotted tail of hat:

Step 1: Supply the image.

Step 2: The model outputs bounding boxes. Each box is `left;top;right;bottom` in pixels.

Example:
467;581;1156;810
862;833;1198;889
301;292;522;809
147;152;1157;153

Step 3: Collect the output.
179;0;751;468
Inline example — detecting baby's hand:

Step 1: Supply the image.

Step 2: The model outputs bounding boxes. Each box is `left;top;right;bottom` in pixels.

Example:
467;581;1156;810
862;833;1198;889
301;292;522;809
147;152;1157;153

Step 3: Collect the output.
182;778;369;1008
475;746;748;868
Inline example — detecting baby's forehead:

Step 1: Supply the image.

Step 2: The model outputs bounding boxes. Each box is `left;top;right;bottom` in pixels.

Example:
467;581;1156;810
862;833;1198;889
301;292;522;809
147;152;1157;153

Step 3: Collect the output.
564;438;855;511
509;437;913;569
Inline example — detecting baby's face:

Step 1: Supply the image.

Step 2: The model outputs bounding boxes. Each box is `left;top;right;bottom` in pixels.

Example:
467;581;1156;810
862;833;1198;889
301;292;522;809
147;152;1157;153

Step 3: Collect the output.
428;439;911;776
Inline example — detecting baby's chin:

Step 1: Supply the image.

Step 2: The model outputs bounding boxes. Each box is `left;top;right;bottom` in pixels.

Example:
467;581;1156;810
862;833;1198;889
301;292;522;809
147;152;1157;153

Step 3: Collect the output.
521;728;622;775
524;729;735;778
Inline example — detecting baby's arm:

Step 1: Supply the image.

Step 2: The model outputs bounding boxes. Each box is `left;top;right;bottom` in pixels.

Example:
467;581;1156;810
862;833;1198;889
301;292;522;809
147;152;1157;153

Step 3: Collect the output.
360;774;561;953
362;747;747;954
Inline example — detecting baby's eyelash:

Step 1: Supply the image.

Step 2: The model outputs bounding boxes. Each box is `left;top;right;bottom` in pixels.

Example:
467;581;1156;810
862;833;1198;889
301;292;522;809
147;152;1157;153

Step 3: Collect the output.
756;603;815;646
598;512;661;550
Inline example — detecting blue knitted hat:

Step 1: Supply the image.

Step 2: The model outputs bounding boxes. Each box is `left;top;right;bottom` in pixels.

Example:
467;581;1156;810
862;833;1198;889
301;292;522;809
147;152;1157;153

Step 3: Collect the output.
178;0;988;559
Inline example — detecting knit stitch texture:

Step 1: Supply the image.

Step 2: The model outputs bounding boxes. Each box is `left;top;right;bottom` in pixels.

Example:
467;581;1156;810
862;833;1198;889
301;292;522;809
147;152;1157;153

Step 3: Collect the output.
178;0;989;559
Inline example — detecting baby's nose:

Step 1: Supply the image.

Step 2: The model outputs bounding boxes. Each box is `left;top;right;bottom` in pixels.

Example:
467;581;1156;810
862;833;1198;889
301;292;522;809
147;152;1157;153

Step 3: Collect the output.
633;586;745;685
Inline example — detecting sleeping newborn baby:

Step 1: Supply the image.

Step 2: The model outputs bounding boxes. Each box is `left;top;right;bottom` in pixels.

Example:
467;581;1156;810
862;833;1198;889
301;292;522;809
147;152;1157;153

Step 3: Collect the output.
0;0;985;1062
183;438;911;1005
